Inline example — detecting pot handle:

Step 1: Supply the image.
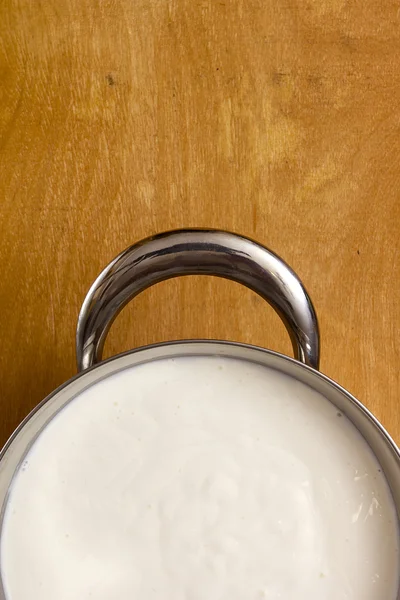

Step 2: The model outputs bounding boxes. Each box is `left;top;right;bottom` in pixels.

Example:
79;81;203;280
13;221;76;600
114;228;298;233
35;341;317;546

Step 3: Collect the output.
76;229;320;371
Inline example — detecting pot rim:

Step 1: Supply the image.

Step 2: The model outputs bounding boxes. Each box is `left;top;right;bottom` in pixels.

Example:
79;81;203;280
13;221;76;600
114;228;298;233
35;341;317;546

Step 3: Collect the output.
2;338;399;464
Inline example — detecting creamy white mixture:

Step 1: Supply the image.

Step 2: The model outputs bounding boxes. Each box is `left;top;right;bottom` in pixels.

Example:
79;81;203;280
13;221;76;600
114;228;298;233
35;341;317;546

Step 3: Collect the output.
1;356;398;599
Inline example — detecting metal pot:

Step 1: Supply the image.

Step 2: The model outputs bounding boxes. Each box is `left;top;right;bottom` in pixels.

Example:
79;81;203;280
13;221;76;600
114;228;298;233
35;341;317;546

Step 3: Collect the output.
0;229;399;598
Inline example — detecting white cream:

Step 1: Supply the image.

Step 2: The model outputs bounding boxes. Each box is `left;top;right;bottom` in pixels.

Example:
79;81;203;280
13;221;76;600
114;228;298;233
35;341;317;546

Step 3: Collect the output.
1;356;398;599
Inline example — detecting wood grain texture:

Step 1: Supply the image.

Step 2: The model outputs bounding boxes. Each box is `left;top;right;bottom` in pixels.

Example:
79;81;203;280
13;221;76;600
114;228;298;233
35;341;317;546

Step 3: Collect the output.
0;0;399;446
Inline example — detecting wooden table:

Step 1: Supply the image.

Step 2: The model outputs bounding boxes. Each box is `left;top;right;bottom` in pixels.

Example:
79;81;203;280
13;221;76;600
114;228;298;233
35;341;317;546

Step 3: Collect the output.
0;1;399;447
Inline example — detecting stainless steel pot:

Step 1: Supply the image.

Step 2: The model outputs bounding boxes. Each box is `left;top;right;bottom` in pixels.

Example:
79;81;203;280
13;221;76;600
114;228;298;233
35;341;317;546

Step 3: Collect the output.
0;229;399;598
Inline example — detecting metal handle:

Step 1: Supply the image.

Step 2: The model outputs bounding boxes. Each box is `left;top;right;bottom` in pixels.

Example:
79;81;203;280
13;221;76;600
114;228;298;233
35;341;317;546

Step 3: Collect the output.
76;229;320;371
